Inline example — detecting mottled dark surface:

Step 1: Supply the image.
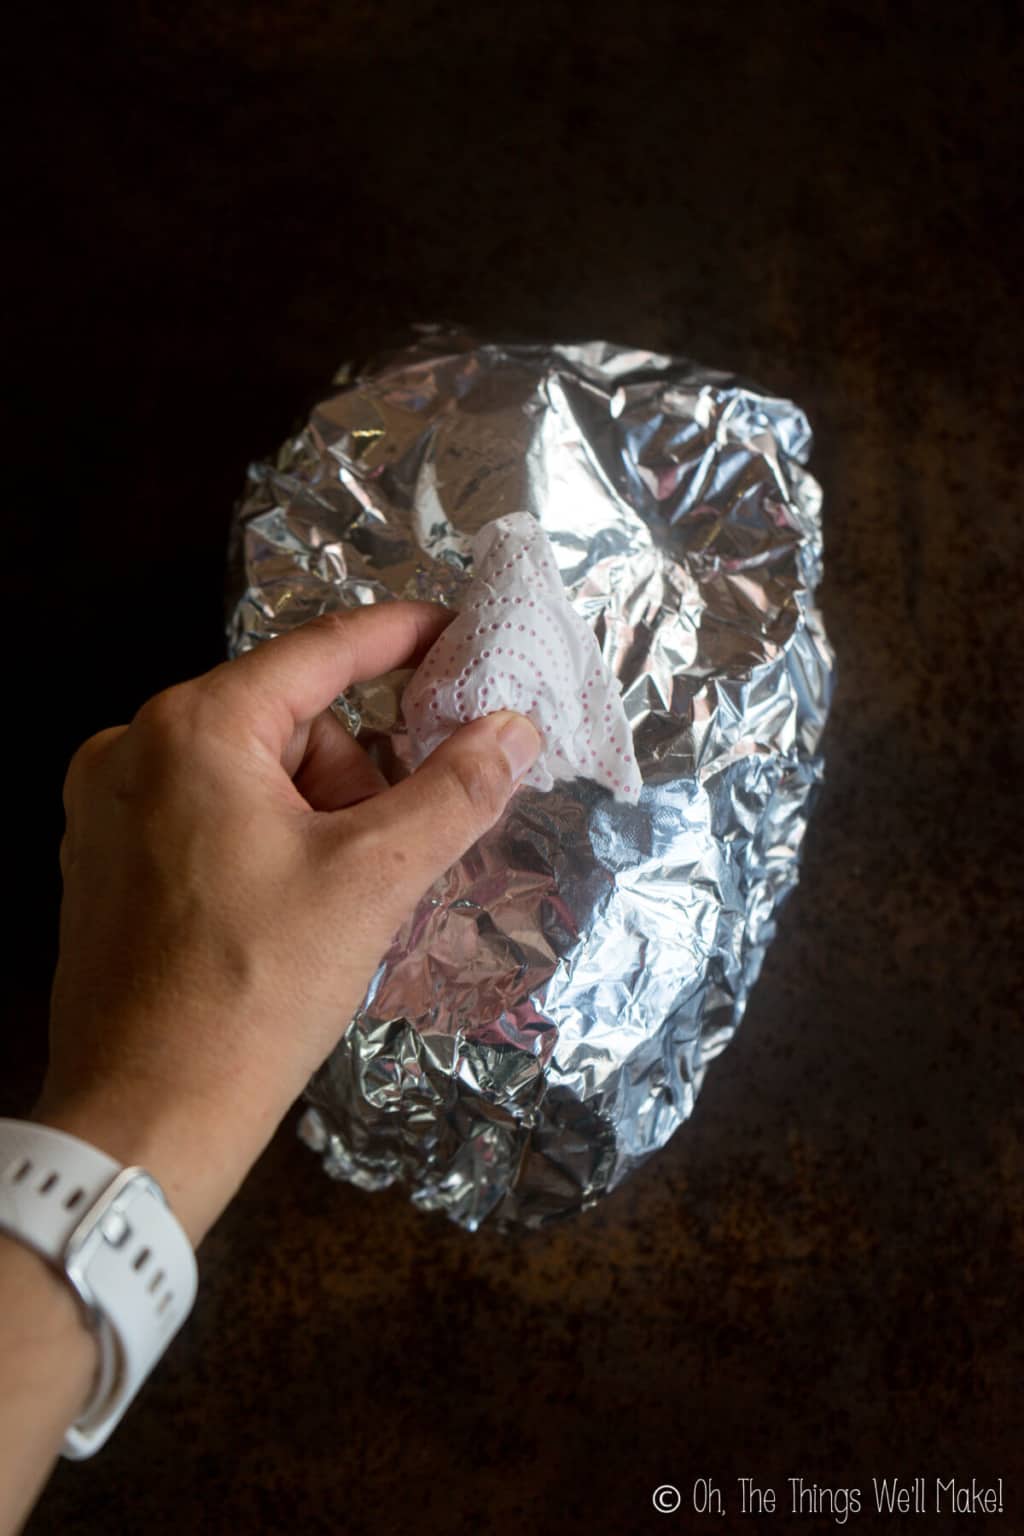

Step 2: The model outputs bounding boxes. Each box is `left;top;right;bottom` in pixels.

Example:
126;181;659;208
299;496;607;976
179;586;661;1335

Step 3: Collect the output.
6;2;1022;1533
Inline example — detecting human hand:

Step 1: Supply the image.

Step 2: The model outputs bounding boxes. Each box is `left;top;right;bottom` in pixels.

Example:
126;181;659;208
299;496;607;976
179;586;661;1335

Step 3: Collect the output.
36;603;541;1244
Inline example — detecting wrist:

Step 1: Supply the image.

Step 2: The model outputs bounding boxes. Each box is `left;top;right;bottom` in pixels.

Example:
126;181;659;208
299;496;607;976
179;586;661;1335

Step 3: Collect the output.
31;1072;278;1248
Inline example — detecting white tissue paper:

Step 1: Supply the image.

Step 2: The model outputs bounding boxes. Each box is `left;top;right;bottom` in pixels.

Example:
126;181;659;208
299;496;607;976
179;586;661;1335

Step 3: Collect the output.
402;513;643;804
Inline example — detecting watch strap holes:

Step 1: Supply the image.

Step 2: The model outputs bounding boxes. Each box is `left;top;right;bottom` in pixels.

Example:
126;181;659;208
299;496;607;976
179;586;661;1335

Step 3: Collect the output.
63;1186;86;1211
39;1171;59;1195
133;1246;151;1273
157;1291;173;1315
11;1158;32;1183
148;1268;165;1295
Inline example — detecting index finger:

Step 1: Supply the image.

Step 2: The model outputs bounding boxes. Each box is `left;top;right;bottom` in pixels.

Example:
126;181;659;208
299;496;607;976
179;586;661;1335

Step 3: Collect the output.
203;601;450;759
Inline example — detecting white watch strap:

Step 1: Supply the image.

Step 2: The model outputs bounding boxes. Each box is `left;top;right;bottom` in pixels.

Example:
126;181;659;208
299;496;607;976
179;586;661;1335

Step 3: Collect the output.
0;1119;198;1458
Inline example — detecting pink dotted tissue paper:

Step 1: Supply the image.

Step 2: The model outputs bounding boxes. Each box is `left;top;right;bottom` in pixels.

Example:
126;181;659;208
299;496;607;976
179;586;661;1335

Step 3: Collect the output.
402;513;643;803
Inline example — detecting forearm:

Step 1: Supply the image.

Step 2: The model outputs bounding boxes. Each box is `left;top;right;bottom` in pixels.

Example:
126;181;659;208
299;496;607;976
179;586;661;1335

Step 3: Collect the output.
0;1236;97;1536
0;1079;282;1536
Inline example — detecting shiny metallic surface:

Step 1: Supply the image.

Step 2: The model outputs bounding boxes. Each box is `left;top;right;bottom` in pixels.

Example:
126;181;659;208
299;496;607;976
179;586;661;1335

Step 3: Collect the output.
227;327;834;1229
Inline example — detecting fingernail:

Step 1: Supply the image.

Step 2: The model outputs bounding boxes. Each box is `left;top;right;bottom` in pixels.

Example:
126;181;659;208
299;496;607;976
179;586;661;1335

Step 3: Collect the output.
496;714;542;783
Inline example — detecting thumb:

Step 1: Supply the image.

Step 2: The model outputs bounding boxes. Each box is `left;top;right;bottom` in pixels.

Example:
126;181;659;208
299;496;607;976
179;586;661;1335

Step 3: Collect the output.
338;710;542;922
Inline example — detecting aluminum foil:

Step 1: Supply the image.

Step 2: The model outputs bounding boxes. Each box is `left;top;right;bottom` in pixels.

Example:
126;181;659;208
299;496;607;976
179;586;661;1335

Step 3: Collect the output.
227;326;834;1230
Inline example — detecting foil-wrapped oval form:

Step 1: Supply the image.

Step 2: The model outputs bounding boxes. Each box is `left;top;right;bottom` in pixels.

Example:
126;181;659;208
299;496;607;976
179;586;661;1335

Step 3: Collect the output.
228;327;834;1230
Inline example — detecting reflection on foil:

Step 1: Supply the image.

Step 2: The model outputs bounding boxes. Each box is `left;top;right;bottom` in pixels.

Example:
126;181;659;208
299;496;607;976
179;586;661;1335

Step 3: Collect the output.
227;327;834;1229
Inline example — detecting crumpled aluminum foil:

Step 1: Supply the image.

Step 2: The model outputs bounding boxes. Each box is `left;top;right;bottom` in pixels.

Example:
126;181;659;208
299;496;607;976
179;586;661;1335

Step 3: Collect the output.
227;326;834;1230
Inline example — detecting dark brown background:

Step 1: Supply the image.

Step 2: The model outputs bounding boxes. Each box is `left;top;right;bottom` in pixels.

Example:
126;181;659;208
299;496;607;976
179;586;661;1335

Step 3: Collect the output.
6;3;1022;1533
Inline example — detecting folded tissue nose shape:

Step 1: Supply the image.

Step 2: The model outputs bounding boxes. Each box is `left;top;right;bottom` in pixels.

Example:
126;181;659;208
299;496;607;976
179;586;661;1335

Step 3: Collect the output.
402;513;643;804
